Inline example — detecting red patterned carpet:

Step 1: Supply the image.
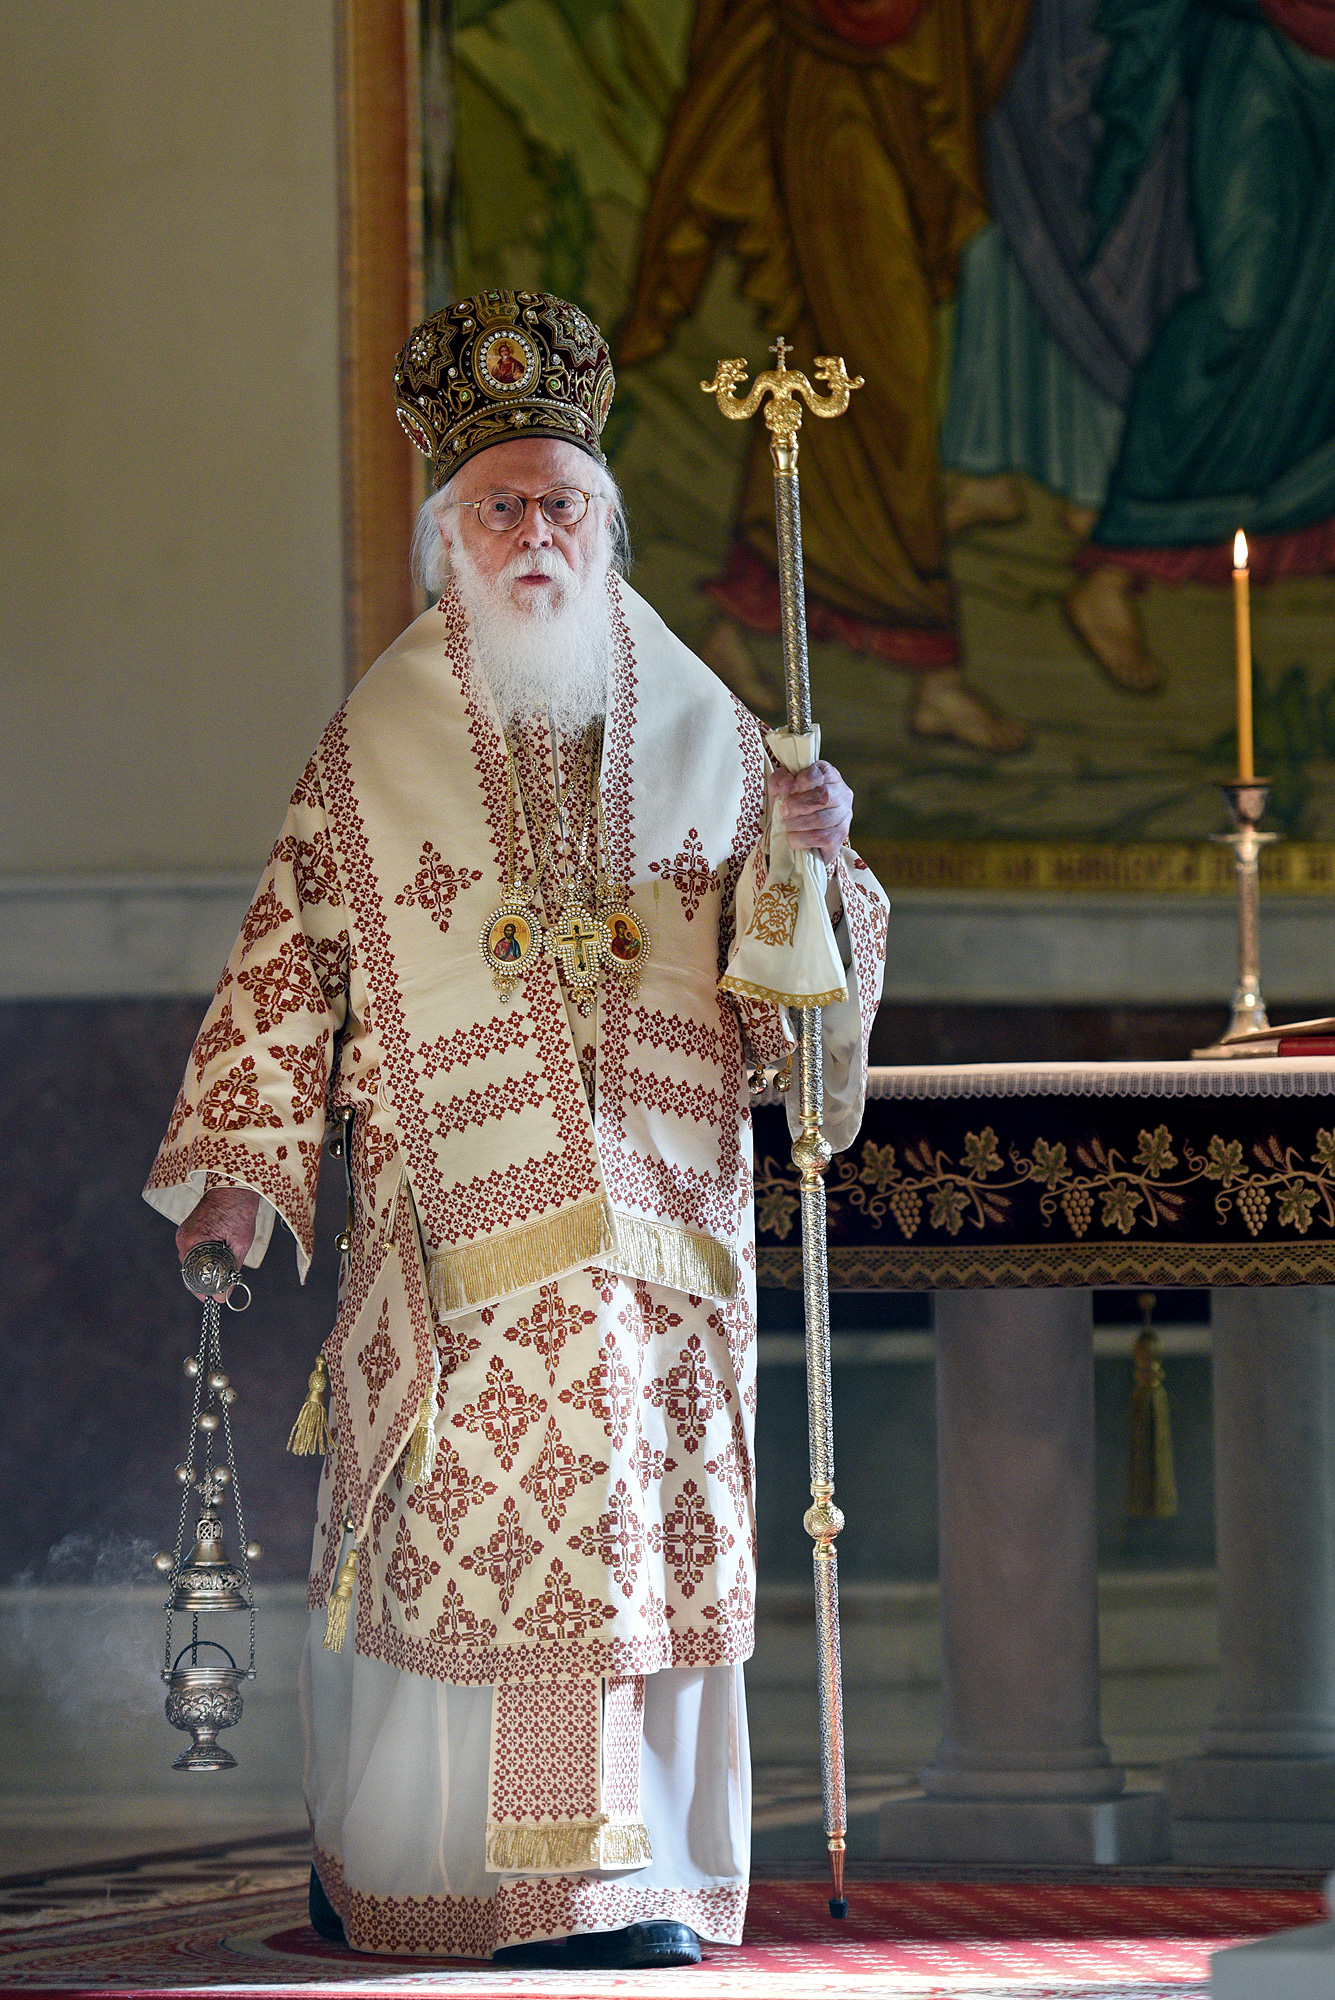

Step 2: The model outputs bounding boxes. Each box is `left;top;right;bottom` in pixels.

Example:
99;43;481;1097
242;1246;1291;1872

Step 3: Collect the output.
0;1871;1327;1997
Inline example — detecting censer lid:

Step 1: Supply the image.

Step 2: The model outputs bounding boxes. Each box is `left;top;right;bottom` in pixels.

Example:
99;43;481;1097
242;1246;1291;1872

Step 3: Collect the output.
169;1510;250;1612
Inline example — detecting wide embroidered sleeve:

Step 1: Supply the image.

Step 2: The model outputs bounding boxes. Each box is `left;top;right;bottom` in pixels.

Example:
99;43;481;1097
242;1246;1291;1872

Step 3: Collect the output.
143;756;350;1279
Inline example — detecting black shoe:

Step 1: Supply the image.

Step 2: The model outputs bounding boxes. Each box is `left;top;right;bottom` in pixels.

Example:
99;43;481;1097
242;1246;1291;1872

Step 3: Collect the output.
308;1865;346;1944
585;1921;702;1968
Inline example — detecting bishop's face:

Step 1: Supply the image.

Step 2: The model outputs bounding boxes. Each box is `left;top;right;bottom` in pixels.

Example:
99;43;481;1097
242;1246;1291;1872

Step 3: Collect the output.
439;437;613;614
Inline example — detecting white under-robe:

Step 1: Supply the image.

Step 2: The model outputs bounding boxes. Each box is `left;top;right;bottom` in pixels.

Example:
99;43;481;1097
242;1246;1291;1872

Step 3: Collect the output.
302;1603;751;1956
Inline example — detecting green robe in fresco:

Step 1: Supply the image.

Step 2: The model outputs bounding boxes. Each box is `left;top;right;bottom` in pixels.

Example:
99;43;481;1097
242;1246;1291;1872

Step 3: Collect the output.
1091;0;1335;549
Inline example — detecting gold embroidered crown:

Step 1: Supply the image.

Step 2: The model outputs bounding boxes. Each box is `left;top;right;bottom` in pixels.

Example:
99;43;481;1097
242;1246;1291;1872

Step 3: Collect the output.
393;289;615;487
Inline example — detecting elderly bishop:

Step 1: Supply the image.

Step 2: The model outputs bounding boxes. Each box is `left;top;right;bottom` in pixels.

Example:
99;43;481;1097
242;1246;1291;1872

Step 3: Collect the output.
146;292;888;1968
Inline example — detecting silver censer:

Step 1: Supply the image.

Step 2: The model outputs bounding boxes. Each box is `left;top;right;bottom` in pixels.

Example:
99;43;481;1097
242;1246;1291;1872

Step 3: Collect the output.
154;1241;261;1771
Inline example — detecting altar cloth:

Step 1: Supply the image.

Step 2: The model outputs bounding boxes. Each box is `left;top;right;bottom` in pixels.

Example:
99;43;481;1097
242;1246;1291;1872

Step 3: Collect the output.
755;1060;1335;1290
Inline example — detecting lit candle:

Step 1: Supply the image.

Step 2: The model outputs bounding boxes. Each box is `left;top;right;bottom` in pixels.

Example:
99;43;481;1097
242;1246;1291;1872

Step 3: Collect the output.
1233;528;1253;782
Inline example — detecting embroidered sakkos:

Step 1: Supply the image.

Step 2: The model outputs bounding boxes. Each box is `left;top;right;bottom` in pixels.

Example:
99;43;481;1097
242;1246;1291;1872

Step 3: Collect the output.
145;575;889;1683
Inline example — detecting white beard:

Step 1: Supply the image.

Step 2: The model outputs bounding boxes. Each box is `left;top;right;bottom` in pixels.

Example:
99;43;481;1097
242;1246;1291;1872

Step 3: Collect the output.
449;535;611;735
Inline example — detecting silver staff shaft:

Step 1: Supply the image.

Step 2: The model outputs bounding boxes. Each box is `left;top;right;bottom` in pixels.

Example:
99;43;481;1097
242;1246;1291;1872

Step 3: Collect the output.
701;340;861;1919
773;446;848;1920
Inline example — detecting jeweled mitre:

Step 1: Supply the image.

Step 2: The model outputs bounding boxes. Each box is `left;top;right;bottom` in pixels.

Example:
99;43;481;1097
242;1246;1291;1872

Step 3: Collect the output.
393;289;615;487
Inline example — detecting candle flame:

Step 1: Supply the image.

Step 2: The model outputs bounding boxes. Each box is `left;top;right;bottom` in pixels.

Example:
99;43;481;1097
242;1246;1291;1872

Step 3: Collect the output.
1234;529;1248;569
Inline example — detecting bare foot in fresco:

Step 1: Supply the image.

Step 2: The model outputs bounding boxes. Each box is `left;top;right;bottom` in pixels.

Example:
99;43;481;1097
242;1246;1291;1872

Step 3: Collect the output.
944;472;1025;537
699;614;782;713
909;669;1031;754
1064;565;1165;692
1061;502;1099;541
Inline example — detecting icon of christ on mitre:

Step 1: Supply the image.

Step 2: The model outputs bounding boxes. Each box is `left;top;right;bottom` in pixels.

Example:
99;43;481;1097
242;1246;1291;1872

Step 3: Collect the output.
144;289;889;1969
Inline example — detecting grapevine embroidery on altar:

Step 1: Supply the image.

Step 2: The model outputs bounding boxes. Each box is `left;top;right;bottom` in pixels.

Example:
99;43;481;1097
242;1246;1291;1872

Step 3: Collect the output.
755;1122;1335;1244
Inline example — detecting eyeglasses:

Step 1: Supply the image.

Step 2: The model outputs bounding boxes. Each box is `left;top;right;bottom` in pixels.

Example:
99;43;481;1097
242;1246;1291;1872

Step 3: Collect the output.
451;488;591;532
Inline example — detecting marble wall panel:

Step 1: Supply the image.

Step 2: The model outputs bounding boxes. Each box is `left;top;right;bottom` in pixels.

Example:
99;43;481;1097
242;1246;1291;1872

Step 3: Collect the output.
0;1000;339;1584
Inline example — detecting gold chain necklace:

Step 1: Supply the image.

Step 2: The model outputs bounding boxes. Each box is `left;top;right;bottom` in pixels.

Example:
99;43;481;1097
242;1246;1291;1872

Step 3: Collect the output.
478;719;651;1007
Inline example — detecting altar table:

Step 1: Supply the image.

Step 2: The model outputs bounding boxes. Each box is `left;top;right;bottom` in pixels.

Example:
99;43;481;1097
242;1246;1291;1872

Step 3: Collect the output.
754;1062;1335;1866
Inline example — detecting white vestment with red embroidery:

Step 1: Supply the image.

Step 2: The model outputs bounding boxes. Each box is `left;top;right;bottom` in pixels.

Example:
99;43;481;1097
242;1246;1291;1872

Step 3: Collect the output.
145;577;887;1956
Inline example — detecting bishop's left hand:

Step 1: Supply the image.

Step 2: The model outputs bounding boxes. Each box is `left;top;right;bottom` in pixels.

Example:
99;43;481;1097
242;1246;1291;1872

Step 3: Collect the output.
768;759;853;868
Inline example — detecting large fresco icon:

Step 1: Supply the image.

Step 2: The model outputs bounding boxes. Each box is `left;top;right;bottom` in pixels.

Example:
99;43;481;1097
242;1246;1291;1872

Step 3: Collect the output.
449;0;1335;857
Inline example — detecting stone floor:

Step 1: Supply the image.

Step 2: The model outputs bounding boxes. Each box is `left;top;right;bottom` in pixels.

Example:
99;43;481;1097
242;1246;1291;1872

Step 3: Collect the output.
0;1575;1218;1879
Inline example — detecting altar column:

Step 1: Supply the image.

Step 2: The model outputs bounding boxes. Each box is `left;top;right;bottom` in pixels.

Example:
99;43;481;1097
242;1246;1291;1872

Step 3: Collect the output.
1167;1286;1335;1864
879;1287;1170;1862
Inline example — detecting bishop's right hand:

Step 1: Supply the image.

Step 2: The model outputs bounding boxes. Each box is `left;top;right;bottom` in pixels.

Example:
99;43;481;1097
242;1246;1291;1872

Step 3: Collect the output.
176;1186;261;1301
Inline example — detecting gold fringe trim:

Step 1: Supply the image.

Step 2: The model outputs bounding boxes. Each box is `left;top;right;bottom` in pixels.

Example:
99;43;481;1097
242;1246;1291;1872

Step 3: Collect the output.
718;972;847;1009
486;1818;605;1873
483;1818;653;1873
427;1201;738;1313
286;1353;330;1456
399;1394;435;1486
322;1547;357;1652
428;1198;617;1317
598;1820;654;1868
610;1210;738;1303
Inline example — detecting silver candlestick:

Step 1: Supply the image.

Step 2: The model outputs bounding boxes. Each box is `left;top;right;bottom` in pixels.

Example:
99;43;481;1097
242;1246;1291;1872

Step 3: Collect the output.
1205;781;1278;1049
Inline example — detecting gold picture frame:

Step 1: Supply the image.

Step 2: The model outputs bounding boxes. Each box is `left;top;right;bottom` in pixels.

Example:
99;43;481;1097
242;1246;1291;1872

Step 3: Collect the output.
336;0;428;687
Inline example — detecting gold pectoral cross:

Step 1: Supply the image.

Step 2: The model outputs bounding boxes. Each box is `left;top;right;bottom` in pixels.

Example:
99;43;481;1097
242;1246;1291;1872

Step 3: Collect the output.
553;899;602;998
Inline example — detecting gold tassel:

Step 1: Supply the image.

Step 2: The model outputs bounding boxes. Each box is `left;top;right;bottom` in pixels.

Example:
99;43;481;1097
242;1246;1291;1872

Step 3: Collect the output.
1128;1293;1178;1519
322;1546;357;1651
400;1395;435;1486
287;1354;330;1456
